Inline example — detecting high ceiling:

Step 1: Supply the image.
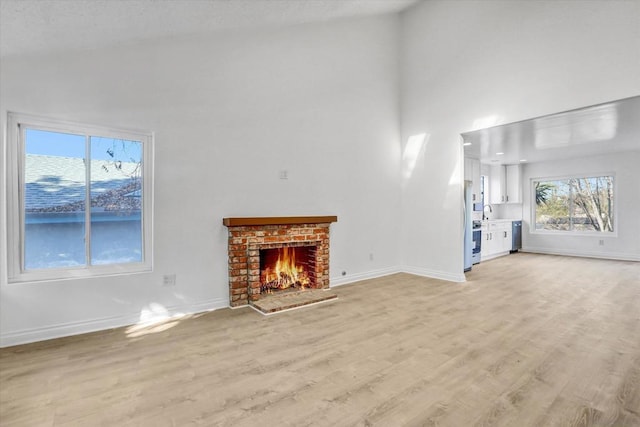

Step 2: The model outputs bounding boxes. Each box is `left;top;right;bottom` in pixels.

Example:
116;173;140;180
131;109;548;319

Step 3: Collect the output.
0;0;420;58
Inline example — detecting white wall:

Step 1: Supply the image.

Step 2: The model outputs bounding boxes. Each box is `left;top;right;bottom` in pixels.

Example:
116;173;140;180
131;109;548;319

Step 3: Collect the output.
399;0;640;278
0;16;402;346
522;152;640;261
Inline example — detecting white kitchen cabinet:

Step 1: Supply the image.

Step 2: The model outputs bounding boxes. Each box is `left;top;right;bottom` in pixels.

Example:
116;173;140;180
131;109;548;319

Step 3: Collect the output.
482;227;499;259
480;223;489;258
481;220;513;261
505;164;521;203
500;226;512;253
489;165;506;204
489;164;521;204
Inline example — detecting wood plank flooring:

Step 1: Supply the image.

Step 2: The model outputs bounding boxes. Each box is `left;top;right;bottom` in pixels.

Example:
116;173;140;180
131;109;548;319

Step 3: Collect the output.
1;253;639;426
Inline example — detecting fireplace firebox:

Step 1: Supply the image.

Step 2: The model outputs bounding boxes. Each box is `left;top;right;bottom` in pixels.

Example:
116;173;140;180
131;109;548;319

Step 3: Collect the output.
260;246;316;294
222;216;338;307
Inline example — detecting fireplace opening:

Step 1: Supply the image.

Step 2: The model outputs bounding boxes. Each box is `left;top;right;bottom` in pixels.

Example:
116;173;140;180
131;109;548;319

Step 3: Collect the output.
259;246;316;295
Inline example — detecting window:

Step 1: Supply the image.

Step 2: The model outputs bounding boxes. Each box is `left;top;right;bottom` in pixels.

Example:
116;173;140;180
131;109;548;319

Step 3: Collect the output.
533;175;614;233
6;113;153;282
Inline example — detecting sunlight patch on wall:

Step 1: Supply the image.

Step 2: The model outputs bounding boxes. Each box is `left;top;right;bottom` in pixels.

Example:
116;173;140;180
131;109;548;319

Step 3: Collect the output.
448;153;462;187
126;302;186;338
139;302;171;323
443;147;465;213
403;133;428;180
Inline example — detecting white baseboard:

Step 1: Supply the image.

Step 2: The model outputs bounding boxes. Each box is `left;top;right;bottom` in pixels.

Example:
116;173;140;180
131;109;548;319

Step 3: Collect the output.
523;247;640;262
330;266;401;287
0;297;228;348
331;265;465;286
481;250;510;262
401;265;466;283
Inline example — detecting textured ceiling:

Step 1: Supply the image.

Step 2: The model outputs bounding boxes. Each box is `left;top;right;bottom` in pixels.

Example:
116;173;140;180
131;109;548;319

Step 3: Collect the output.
0;0;420;58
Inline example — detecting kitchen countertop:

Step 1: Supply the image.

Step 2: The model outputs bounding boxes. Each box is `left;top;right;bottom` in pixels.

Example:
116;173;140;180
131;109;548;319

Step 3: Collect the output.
481;219;522;226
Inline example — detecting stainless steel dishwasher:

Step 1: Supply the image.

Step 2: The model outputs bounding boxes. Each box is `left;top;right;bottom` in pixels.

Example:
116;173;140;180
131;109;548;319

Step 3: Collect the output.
511;221;522;252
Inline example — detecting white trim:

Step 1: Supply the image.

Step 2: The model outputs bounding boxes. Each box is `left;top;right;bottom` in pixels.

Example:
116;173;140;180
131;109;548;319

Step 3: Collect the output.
480;250;511;262
0;297;228;348
522;247;639;262
5;112;154;283
6;113;21;281
331;265;466;287
401;265;466;283
0;111;7;288
7;112;151;141
330;266;401;287
530;229;618;237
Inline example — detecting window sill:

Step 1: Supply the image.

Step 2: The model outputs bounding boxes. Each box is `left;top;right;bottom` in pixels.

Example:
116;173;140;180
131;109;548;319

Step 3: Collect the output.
530;230;618;238
7;263;152;284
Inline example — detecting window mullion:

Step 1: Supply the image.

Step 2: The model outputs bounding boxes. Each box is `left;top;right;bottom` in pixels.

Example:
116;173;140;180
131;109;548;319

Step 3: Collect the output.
85;135;92;267
568;179;574;231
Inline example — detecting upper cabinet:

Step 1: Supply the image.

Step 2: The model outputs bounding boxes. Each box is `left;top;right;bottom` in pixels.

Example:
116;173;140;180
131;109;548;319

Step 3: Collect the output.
505;164;522;203
464;157;481;203
489;164;521;204
489;165;506;204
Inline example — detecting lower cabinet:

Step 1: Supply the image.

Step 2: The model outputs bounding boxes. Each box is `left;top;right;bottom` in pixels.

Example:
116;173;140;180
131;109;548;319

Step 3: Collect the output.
481;221;513;261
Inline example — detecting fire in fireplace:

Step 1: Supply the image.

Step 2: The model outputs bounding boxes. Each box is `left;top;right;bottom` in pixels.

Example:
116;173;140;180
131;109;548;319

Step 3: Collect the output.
259;246;316;294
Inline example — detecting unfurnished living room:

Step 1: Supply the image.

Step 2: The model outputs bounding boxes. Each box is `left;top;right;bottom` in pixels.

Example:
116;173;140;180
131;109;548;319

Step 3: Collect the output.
1;0;639;426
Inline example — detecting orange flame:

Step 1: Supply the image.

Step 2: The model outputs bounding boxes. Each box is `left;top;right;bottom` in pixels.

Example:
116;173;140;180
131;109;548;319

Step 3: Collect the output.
261;247;310;292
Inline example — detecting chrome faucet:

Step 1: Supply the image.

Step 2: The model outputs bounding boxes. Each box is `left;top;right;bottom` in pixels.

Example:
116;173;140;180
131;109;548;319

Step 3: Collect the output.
483;204;493;220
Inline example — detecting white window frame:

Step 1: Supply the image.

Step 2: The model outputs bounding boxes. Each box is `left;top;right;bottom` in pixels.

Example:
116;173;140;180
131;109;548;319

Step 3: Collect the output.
6;112;154;283
530;172;617;237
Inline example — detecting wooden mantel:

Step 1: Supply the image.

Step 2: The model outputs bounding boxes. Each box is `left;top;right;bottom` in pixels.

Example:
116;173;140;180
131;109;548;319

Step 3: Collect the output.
222;216;338;227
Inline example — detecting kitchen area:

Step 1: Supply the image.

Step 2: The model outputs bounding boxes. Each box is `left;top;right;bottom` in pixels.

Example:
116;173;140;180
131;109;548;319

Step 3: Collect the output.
463;155;522;271
461;95;640;273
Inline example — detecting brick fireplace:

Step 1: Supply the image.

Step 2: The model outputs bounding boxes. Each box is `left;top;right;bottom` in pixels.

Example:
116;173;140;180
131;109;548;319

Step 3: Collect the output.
222;216;338;308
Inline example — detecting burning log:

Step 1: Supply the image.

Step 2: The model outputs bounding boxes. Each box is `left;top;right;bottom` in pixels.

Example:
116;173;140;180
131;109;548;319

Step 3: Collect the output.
259;247;312;294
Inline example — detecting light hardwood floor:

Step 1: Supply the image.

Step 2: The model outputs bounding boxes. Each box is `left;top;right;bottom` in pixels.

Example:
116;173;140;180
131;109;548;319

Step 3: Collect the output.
1;253;639;426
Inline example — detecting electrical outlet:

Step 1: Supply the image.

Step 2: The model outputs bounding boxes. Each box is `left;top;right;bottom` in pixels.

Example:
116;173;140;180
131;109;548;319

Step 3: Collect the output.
279;170;288;180
369;253;374;261
599;239;604;246
163;274;176;287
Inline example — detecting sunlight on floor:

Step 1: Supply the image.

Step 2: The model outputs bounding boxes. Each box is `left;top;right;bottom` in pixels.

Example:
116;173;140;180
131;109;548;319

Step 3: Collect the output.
125;302;195;338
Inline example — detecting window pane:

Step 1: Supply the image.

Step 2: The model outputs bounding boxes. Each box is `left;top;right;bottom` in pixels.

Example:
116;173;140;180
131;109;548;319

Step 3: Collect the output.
90;137;143;265
24;129;86;269
571;176;614;232
570;178;593;231
535;179;570;231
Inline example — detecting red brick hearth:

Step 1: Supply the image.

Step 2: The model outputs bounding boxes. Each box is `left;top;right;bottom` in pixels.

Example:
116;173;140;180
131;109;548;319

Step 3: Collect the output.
222;216;338;307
